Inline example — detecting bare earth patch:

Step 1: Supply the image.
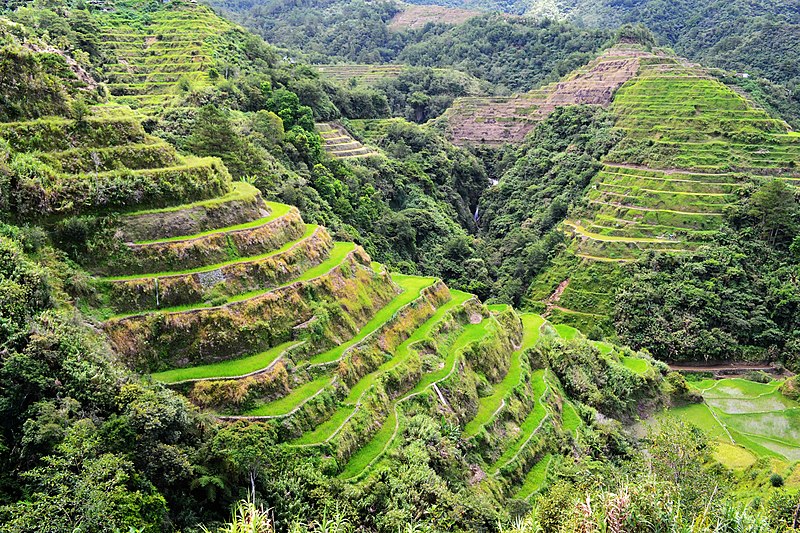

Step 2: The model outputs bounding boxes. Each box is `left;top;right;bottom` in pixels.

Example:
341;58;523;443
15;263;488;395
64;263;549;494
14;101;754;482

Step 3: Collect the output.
443;45;657;145
388;3;481;31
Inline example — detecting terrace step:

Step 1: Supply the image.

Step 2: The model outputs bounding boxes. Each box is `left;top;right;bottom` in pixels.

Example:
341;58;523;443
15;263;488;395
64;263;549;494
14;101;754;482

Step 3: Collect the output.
317;122;379;159
103;242;398;372
17;156;232;219
152;340;302;384
339;309;496;480
288;289;473;446
235;275;449;420
115;182;266;242
566;221;681;244
38;139;180;173
98;225;334;314
463;313;546;437
0;115;146;152
96;202;305;276
486;369;551;476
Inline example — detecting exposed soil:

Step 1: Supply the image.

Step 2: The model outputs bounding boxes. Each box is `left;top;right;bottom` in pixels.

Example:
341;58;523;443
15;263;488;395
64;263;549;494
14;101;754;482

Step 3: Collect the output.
542;278;570;318
388;3;482;31
445;46;658;145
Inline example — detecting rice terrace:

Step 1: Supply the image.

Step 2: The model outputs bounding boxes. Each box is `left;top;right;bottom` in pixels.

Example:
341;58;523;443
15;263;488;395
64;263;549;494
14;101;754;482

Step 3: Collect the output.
3;0;800;530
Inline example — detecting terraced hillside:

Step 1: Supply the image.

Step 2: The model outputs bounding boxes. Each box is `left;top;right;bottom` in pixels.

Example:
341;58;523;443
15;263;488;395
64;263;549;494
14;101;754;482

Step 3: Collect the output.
0;29;665;502
441;45;650;145
315;64;407;85
58;156;653;490
314;63;486;94
388;3;481;30
1;103;230;219
94;0;250;115
526;53;800;333
317;122;379;159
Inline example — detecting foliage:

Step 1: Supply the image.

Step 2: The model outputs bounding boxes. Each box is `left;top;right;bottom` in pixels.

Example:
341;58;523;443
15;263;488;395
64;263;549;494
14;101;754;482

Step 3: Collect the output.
477;106;621;304
536;336;659;418
398;16;611;92
615;181;800;366
207;0;611;92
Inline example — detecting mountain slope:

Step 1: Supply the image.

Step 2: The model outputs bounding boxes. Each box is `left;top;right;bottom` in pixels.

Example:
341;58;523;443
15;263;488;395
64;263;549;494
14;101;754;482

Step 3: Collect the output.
524;50;800;352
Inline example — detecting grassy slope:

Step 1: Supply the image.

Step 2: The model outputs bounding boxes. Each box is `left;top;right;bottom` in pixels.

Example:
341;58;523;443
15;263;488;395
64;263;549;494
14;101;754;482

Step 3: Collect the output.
307;274;438;365
487;369;549;475
464;314;545;437
103;224;318;281
134;201;292;244
339;310;494;479
118;242;355;317
151;340;300;383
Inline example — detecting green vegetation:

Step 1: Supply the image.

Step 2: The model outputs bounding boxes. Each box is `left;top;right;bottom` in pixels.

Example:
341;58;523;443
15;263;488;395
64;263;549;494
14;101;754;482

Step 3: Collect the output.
464;314;544;436
133;202;293;245
515;454;552;500
290;406;357;446
338;410;397;479
151;341;300;384
102;224;319;281
4;0;800;531
488;369;549;474
308;274;437;365
342;289;472;401
660;377;800;466
244;376;331;417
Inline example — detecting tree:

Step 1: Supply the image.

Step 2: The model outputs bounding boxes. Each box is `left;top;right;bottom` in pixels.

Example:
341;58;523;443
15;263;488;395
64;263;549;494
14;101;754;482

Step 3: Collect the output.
747;179;799;247
211;423;276;502
647;418;710;486
188;104;242;157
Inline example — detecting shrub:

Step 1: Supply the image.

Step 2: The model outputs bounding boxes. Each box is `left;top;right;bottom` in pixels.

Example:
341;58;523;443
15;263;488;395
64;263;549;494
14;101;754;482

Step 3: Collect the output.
770;473;784;487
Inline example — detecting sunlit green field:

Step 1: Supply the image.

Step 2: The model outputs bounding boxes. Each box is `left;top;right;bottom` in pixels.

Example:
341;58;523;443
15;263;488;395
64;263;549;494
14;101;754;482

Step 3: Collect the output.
661;377;800;469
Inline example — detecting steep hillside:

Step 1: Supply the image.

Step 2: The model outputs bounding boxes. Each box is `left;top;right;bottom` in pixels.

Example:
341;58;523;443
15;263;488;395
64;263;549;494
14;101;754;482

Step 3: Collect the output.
0;22;670;529
94;0;273;115
6;2;800;531
526;52;800;336
388;2;481;30
440;44;645;145
401;0;800;93
91;188;660;501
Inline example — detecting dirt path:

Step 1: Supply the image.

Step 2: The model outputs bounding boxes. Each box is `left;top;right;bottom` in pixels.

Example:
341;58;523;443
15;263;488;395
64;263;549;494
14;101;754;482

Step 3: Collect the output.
542;278;569;318
668;363;791;377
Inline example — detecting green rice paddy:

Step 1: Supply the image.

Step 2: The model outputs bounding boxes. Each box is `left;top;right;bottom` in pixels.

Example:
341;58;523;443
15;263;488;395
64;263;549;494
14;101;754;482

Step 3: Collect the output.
243;376;332;417
307;274;438;365
662;378;800;467
464;314;544;437
339;309;495;480
488;369;549;474
515;454;552;500
151;340;300;384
